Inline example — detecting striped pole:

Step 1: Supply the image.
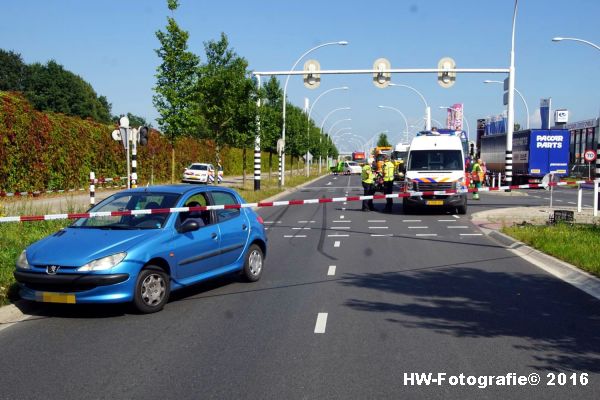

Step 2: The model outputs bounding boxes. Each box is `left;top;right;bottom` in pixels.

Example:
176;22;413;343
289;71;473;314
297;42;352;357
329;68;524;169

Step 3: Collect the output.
505;149;513;187
131;129;138;188
89;171;95;206
596;148;600;178
278;154;282;187
254;75;261;191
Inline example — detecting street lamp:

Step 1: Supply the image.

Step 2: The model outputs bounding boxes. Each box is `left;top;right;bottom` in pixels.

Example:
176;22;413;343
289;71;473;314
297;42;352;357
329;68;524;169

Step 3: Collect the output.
307;86;349;175
377;105;410;144
439;106;471;137
483;80;530;129
320;107;351;173
280;40;349;186
552;37;600;52
388;83;431;130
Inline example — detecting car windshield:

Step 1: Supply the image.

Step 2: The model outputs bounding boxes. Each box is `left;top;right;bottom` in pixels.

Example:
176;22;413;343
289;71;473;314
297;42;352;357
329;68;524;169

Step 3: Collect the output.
408;150;463;171
347;162;358;166
71;192;181;230
189;164;208;171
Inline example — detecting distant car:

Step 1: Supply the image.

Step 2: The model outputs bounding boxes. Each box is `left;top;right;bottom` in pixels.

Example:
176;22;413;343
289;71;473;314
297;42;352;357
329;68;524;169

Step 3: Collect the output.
342;161;362;174
14;185;267;313
182;163;215;184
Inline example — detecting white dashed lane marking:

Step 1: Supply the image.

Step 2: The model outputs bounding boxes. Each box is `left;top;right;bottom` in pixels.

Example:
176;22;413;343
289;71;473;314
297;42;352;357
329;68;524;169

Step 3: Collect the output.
334;241;341;248
447;226;469;229
371;234;393;237
460;233;483;236
264;221;282;224
283;235;307;238
340;215;345;219
332;220;350;223
403;219;421;222
452;215;460;219
327;266;336;276
314;313;328;334
568;202;576;205
416;234;437;237
368;220;386;223
331;226;351;230
292;227;311;230
298;220;316;223
368;226;389;229
438;219;456;222
408;226;428;229
328;234;349;237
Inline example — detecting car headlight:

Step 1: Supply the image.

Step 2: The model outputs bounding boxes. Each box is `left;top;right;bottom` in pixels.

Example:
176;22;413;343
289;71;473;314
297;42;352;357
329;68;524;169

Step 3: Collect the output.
16;250;30;270
78;252;127;272
455;177;465;190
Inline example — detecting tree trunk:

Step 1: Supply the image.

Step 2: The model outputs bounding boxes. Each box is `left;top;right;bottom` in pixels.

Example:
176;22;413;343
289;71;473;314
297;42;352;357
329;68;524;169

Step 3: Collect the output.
268;152;272;180
242;148;247;187
215;142;220;185
171;146;175;183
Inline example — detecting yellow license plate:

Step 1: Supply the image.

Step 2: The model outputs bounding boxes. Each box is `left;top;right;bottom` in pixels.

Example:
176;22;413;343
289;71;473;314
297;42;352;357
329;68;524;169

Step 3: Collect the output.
426;200;444;206
37;292;76;304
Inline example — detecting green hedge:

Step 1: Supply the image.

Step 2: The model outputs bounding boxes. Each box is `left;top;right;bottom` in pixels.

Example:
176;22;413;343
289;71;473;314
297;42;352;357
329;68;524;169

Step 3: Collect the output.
0;92;296;191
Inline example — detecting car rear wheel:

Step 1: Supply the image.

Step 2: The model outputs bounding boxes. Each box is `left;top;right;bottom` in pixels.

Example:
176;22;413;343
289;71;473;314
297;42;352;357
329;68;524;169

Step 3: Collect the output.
133;266;170;313
242;244;263;282
457;204;467;215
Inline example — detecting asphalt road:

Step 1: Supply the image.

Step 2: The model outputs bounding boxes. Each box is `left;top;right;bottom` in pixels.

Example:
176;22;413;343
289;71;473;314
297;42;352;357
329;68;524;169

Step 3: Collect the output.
0;175;599;399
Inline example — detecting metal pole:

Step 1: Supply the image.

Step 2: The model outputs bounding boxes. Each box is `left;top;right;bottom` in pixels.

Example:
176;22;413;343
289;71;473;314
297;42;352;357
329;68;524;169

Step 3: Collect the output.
254;75;261;191
505;0;519;190
389;83;431;131
594;179;599;217
578;184;582;213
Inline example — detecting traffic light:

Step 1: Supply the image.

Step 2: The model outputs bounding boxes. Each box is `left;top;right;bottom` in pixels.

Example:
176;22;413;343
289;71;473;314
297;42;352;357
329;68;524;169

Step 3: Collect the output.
372;58;391;88
437;57;456;88
139;126;149;146
303;59;321;89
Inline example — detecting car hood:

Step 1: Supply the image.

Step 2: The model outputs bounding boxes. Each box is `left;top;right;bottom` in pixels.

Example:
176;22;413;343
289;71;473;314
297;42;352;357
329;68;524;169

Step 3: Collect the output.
26;227;162;267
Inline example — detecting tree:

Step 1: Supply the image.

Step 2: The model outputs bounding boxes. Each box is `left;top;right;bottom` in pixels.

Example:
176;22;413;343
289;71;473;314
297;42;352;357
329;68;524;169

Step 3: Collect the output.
0;49;27;92
153;0;200;182
196;32;257;184
23;60;111;123
377;133;391;147
113;113;152;128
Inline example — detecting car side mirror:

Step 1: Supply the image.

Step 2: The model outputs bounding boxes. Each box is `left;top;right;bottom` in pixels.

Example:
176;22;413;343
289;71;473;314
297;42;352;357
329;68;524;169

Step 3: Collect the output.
178;219;200;234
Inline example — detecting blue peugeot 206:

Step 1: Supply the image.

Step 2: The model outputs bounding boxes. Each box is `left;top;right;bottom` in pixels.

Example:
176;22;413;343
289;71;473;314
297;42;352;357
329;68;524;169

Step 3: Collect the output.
14;185;267;313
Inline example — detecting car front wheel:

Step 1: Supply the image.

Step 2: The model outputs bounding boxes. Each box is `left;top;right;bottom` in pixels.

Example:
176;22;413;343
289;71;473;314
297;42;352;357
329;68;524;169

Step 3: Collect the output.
242;244;264;282
133;266;170;313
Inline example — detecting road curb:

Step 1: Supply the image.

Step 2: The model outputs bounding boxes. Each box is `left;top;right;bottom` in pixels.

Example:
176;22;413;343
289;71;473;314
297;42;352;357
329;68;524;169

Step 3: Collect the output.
481;225;600;301
0;173;331;328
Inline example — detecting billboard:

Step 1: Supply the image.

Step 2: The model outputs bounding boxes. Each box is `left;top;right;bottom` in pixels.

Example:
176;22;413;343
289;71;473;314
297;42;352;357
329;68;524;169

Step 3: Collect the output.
446;103;463;130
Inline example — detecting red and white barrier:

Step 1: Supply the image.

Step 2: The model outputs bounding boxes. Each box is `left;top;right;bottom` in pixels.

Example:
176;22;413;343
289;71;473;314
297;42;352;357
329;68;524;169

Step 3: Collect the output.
0;180;593;223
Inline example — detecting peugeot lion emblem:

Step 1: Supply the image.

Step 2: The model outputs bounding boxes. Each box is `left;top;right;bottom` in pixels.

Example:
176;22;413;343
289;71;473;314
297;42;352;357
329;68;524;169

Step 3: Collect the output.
46;265;60;275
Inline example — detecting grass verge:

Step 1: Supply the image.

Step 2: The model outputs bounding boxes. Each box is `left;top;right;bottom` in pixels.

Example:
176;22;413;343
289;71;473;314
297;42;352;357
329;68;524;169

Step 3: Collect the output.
502;223;600;277
0;170;328;305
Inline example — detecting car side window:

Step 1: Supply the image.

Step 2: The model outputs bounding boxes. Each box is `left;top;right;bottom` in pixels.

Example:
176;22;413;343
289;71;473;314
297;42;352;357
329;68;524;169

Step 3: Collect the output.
178;193;212;227
211;191;240;222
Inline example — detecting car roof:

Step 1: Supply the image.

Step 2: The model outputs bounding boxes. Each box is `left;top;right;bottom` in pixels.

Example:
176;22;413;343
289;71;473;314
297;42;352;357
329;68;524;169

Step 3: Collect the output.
189;163;212;166
121;184;237;196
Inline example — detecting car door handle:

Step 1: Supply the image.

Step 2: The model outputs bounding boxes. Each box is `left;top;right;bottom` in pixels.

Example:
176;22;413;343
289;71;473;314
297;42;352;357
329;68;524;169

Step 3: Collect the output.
211;232;218;240
242;224;247;231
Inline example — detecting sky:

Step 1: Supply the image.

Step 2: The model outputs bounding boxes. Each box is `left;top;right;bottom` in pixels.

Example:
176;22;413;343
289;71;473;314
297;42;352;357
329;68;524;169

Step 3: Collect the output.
1;0;598;151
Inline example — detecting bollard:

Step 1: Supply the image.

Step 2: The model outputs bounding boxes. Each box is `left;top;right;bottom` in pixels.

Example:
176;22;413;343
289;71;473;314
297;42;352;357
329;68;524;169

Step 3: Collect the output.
89;172;95;206
578;184;583;213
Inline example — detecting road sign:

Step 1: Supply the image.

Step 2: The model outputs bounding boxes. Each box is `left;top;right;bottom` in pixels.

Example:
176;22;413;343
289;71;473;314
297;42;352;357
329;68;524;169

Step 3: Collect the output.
584;149;596;162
